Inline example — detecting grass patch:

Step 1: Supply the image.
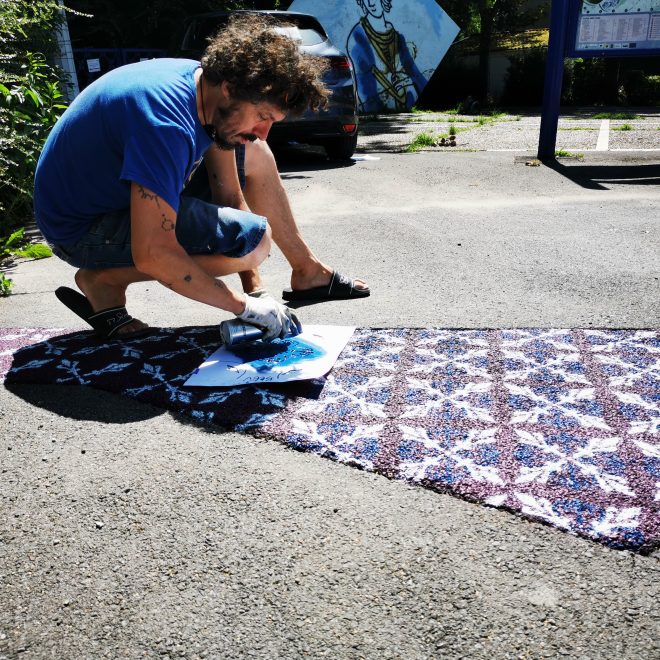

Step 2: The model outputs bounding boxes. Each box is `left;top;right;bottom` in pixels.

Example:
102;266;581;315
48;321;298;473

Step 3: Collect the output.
555;149;584;159
612;123;634;131
404;111;519;150
408;116;449;123
408;116;481;123
408;108;517;124
406;132;437;152
0;273;13;297
474;114;516;126
592;112;640;120
0;228;52;294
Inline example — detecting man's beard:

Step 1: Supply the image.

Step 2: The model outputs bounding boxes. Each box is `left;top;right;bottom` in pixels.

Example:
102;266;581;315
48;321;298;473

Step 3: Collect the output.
204;103;258;150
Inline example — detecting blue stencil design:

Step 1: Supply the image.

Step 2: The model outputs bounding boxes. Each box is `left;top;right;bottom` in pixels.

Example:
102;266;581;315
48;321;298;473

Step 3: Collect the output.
227;337;325;373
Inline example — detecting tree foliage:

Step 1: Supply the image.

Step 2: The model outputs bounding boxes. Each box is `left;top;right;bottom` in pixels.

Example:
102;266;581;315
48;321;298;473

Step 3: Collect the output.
438;0;549;101
0;0;69;240
65;0;253;53
441;0;548;43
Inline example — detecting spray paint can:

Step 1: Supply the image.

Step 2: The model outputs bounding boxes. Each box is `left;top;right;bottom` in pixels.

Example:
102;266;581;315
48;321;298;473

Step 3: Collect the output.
219;318;265;346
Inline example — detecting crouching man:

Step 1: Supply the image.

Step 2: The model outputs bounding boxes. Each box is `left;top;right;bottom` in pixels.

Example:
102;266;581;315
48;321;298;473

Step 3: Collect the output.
33;14;328;340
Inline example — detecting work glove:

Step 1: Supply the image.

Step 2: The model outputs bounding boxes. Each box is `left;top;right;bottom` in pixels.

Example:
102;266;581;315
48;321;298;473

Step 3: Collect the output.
237;295;302;342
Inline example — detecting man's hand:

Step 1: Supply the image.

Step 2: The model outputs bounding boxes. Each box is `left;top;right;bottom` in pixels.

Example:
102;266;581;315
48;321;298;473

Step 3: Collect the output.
238;296;302;341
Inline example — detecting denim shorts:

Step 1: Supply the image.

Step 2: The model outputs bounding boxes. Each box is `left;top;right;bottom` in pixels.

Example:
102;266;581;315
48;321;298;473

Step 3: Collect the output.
51;146;263;270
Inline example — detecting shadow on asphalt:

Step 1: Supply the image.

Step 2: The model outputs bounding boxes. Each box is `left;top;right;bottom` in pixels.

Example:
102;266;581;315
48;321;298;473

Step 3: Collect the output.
284;298;339;310
5;382;163;423
271;143;356;175
542;160;660;190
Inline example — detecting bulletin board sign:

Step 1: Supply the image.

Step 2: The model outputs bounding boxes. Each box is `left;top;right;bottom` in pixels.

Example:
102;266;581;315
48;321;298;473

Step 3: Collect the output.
567;0;660;57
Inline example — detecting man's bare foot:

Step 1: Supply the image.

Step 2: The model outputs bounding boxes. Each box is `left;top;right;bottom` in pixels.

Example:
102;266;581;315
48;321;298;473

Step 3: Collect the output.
290;264;368;293
74;269;148;336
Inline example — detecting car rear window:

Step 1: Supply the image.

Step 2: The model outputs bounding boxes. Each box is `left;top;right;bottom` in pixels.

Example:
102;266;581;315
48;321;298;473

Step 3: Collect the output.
274;26;325;47
182;14;326;54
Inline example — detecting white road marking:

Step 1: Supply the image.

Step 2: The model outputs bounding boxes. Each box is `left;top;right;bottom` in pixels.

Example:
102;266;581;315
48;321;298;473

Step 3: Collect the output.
596;119;610;151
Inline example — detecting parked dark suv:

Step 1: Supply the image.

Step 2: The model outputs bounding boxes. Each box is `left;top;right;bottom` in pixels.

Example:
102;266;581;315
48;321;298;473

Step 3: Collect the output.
178;10;359;160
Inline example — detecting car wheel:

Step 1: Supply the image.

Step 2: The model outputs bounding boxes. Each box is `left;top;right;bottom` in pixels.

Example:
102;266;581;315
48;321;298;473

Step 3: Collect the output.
324;133;358;160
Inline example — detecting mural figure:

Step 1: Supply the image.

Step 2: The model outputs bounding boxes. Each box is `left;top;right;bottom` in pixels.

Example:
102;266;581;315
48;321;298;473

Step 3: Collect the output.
346;0;427;112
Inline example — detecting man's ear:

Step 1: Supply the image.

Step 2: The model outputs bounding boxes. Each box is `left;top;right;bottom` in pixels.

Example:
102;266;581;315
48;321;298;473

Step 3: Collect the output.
218;80;232;104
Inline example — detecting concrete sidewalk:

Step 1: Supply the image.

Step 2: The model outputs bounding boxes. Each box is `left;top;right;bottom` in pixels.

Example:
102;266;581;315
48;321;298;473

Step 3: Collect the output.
358;109;660;154
1;136;659;658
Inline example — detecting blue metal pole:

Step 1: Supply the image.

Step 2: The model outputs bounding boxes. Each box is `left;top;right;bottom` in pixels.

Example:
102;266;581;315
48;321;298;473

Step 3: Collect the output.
538;0;571;160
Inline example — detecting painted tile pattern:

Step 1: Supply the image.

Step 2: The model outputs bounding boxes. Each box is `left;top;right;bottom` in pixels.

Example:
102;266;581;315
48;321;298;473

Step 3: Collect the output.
2;327;658;553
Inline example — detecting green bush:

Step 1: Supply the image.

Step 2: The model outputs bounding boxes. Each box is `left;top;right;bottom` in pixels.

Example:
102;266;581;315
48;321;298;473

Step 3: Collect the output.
502;52;617;106
620;70;660;105
501;47;547;106
563;58;625;105
0;0;67;284
416;55;482;111
0;53;68;232
501;51;660;107
563;58;660;106
648;76;660;104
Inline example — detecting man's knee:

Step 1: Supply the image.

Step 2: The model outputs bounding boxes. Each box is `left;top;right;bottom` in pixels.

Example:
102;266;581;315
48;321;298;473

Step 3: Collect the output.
245;222;272;268
244;139;278;183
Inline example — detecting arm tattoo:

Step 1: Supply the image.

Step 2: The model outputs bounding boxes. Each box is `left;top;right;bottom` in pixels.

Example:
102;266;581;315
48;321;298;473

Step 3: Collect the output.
161;215;175;232
137;185;173;231
137;185;161;207
184;274;192;283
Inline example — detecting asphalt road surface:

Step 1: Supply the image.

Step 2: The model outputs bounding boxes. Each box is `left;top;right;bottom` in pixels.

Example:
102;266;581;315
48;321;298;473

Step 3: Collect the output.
1;145;659;659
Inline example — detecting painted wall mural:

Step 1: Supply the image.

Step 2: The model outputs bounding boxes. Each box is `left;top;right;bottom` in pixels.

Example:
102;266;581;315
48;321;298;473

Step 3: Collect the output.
288;0;460;112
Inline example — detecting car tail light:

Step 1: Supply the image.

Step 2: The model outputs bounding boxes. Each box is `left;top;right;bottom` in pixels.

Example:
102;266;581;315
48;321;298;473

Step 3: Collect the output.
342;124;357;133
329;56;352;70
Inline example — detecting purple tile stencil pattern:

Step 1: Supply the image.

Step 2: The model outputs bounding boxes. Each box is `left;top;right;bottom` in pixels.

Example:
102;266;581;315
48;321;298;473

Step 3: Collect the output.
2;327;658;553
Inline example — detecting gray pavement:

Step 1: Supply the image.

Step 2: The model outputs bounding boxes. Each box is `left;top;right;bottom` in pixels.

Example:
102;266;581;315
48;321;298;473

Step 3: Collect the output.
1;114;659;659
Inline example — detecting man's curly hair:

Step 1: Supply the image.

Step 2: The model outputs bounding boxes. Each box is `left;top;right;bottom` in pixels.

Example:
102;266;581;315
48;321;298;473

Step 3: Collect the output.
201;13;330;116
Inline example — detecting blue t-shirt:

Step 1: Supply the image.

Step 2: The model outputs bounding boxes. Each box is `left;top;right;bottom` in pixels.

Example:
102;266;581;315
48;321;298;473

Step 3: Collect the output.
34;58;212;245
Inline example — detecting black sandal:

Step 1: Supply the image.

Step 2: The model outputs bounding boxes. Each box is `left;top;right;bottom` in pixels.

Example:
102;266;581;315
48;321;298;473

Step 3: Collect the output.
55;286;151;340
282;270;370;301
